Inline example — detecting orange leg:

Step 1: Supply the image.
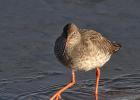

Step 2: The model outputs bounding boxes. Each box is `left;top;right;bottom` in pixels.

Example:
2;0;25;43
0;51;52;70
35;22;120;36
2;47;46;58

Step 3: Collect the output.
95;67;100;95
50;70;76;100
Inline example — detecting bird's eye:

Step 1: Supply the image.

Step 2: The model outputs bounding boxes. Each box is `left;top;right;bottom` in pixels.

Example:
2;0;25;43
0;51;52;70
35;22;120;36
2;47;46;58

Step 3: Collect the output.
73;32;76;35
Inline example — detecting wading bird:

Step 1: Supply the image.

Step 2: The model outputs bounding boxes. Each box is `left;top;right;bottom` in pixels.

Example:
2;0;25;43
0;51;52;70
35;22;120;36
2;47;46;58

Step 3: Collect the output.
50;23;121;100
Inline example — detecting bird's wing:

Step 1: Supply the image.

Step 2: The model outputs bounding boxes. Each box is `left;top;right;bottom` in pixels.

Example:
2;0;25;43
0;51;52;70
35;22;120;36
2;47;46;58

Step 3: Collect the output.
80;29;116;54
79;29;121;54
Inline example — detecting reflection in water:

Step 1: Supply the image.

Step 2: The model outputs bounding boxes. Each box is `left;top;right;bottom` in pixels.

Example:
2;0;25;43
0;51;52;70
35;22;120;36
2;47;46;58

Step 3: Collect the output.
11;73;140;100
95;94;98;100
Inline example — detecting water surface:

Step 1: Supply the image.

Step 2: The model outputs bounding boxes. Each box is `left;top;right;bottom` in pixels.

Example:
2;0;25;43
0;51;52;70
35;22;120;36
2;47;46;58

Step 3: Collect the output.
0;0;140;100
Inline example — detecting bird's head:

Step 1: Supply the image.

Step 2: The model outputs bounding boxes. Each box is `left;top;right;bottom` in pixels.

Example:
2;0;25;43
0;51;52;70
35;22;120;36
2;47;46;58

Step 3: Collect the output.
62;23;81;47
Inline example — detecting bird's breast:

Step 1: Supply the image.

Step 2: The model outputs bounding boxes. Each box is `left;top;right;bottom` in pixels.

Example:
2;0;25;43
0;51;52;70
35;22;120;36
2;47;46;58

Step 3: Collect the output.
71;50;111;71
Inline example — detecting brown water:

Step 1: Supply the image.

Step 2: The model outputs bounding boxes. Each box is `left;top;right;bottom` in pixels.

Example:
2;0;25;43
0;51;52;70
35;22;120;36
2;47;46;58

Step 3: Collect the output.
0;0;140;100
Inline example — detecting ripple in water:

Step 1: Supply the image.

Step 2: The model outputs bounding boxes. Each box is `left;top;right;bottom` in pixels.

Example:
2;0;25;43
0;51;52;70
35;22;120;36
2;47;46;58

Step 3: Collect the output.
14;73;140;100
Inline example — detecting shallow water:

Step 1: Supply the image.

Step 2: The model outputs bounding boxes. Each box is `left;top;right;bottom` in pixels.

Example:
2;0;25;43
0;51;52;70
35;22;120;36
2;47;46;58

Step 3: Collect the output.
0;0;140;100
1;72;140;100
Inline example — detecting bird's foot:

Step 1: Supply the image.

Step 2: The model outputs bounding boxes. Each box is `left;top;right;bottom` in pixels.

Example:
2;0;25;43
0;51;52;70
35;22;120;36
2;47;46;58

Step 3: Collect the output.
55;94;61;100
50;93;61;100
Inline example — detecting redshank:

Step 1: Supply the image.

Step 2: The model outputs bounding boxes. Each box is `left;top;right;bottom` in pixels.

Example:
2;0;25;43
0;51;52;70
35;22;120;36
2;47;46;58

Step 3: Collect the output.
50;23;121;100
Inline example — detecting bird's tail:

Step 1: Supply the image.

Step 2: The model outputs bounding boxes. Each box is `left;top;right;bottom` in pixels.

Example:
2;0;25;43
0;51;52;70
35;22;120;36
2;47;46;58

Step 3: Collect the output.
112;42;121;53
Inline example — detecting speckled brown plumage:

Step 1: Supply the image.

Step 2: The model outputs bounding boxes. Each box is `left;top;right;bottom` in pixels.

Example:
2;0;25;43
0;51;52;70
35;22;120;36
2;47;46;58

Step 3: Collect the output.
50;23;121;100
54;23;121;71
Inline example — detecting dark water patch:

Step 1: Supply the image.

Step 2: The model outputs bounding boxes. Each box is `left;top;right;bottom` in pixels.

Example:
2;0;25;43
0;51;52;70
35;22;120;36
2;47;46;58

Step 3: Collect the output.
114;67;122;71
0;71;64;87
0;75;46;86
38;71;64;76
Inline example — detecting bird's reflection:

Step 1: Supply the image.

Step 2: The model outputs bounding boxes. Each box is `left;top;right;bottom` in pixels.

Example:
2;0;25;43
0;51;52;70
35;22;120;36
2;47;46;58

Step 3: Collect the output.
95;94;98;100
